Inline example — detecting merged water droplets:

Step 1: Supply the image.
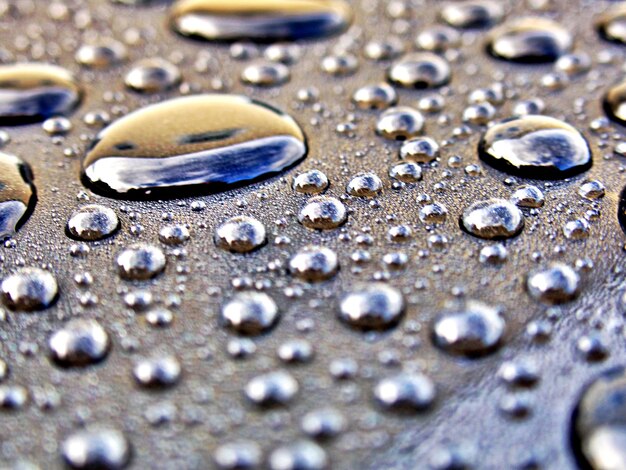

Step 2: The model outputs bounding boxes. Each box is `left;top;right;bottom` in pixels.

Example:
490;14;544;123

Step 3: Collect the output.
479;116;592;179
169;0;353;42
82;95;307;198
487;18;572;63
62;428;130;470
49;319;110;367
0;152;36;240
245;370;298;406
0;63;82;124
374;373;436;412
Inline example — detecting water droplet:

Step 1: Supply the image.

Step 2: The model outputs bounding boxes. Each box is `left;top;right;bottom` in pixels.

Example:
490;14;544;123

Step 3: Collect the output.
289;246;338;281
67;205;119;241
221;291;279;335
479;115;592;179
75;41;128;69
563;218;590;240
604;80;626;125
346;172;383;197
82;95;307;198
321;54;358;76
124;58;182;93
215;216;266;253
498;360;539;388
0;63;82;124
596;5;626;45
1;268;58;311
374;373;436;411
339;283;404;330
388;53;451;89
116;244;166;280
511;185;545;208
352;83;398;110
389;162;422;183
213;441;262;470
487;18;572;63
572;367;626;470
293;170;329;194
49;319;110;367
579;180;605;200
269;440;328;470
399;137;440;163
526;263;580;304
241;61;290;87
170;0;353;42
298;196;347;230
133;354;181;388
432;301;505;356
0;152;35;240
376;107;424;141
440;1;503;29
158;224;190;245
277;339;314;364
416;25;460;52
62;428;130;470
245;370;298;406
461;199;524;240
301;408;346;439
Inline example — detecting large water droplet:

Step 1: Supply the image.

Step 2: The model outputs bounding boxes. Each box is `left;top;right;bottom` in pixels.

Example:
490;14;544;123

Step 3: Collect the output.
596;5;626;45
0;152;35;240
0;63;82;125
603;81;626;126
82;95;307;198
169;0;353;42
487;18;572;63
479;115;592;179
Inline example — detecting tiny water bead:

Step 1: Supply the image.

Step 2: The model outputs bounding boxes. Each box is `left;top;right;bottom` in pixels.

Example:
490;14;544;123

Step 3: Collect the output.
48;319;110;367
479;116;592;179
82;95;307;198
596;5;626;45
0;63;82;124
67;205;119;241
241;61;290;87
376;107;424;141
572;367;626;470
487;18;572;63
221;291;279;335
416;25;460;52
62;428;130;470
213;441;262;470
298;196;347;230
400;137;440;163
439;1;503;29
460;199;524;240
293;169;329;194
0;152;36;240
169;0;353;42
133;355;182;388
124;58;182;93
245;370;298;406
289;246;338;281
339;283;404;330
373;373;436;412
1;268;58;311
215;216;266;253
269;440;328;470
603;81;626;125
387;53;451;89
432;301;505;357
116;244;166;280
75;41;128;69
526;263;580;305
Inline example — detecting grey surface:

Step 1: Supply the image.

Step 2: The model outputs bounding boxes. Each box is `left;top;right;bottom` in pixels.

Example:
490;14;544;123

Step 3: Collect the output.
0;0;624;468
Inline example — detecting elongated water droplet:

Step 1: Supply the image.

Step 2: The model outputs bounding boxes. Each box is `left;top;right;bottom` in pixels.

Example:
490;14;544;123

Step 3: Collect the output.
479;115;592;179
82;95;307;198
596;5;626;45
169;0;353;42
0;152;35;240
0;63;82;124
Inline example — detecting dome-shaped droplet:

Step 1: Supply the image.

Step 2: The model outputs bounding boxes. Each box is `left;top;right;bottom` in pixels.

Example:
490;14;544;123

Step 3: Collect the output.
301;408;346;439
352;83;398;110
213;441;262;470
289;246;338;281
388;53;451;89
347;172;383;197
82;95;307;198
62;428;130;470
511;185;544;208
269;440;328;470
572;367;626;470
298;196;347;230
440;1;504;29
339;283;405;330
527;263;580;304
432;301;505;356
158;224;191;245
487;18;572;63
116;244;166;280
1;268;58;311
461;198;524;240
376;107;424;141
596;5;626;45
293;169;329;194
75;41;128;69
416;26;460;52
245;370;298;406
241;61;290;87
169;0;353;42
124;58;182;93
67;205;119;241
389;162;422;183
49;319;110;367
221;291;279;335
133;354;181;388
0;152;35;240
215;216;266;253
374;373;436;412
479;115;592;179
603;81;626;126
0;63;82;124
400;137;440;163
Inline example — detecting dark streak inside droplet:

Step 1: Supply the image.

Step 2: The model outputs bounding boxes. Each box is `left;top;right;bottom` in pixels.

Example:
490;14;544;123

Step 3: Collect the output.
177;128;242;145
